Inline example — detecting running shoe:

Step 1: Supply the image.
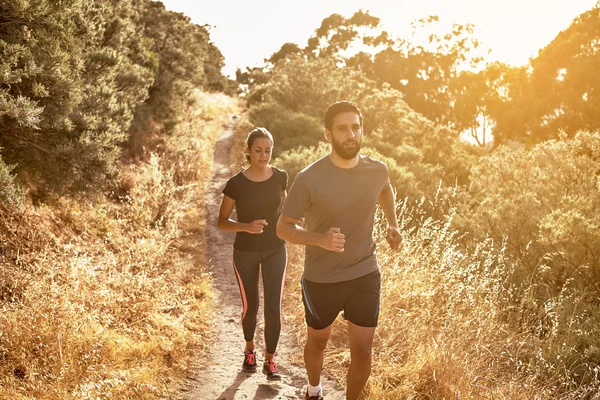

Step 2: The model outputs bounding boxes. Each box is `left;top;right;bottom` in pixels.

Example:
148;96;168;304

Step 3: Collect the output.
305;388;324;400
242;350;257;373
262;358;282;381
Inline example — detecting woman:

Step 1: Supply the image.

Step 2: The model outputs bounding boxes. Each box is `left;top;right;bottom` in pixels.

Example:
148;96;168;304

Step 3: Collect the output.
217;127;288;381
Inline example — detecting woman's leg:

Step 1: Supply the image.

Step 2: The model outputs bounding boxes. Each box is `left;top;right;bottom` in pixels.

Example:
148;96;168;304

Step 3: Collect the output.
233;250;261;347
260;247;287;356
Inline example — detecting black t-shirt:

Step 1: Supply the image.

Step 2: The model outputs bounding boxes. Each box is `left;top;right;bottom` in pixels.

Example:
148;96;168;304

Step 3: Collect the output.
223;167;288;251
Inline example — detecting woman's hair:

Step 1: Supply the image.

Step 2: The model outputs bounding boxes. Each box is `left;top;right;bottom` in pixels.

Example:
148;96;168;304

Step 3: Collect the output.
245;127;274;163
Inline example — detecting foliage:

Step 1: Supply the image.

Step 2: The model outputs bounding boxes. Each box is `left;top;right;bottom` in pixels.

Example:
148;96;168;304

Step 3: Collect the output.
139;1;226;130
250;54;375;119
445;5;600;147
0;91;239;399
304;10;390;61
247;55;480;202
0;0;226;198
282;196;600;399
1;0;149;194
368;16;485;127
272;142;329;183
0;152;25;206
459;130;600;292
362;87;480;189
248;102;323;158
255;5;600;148
503;5;600;143
259;12;486;132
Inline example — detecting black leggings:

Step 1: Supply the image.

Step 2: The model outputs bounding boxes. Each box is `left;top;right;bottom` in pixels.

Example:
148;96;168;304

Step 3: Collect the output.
233;246;287;355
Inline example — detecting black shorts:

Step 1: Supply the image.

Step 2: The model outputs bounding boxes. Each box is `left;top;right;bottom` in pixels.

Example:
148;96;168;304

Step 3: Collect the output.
301;269;381;330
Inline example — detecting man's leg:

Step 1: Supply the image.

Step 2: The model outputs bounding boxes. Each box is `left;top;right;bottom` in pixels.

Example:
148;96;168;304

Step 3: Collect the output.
305;324;333;386
343;270;381;400
346;321;376;400
302;276;345;395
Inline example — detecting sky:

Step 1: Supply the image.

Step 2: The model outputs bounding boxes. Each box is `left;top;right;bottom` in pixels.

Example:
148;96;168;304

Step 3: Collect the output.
161;0;598;78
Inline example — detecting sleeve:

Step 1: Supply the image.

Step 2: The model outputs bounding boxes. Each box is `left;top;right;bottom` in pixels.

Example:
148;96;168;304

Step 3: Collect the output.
222;176;238;201
281;171;310;220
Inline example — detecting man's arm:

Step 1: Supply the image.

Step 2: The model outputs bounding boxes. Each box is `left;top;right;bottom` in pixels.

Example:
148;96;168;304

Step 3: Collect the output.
276;214;345;253
378;179;402;249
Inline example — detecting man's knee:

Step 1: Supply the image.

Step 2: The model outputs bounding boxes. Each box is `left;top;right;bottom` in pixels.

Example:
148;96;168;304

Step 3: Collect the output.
306;326;332;353
351;346;372;364
306;336;329;353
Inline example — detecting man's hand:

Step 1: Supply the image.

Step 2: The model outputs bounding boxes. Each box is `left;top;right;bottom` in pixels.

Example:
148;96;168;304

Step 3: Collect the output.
246;219;268;234
321;227;345;252
386;226;402;250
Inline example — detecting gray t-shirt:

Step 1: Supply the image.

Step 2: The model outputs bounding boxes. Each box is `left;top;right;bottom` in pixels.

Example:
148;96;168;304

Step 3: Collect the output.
282;154;389;283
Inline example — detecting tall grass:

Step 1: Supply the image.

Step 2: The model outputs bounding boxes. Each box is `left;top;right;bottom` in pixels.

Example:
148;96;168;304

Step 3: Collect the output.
0;91;240;399
281;194;600;399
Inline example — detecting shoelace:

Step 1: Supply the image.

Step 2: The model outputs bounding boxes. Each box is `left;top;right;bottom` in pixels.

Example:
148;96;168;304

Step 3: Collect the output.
266;359;277;373
245;352;255;365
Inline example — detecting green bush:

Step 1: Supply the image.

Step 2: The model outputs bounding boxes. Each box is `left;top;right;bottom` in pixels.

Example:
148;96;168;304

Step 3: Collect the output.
272;142;329;184
249;103;323;157
246;59;480;203
0;156;25;206
247;54;375;120
0;0;227;198
460;130;600;292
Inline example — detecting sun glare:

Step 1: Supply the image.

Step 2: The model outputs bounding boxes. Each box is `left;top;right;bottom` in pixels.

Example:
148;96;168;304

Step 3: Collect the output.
162;0;597;76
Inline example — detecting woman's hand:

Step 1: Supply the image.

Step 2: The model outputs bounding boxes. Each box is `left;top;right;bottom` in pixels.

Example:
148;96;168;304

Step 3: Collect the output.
246;219;268;234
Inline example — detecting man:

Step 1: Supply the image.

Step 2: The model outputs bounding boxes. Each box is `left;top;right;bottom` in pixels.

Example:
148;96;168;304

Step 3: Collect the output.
276;101;401;400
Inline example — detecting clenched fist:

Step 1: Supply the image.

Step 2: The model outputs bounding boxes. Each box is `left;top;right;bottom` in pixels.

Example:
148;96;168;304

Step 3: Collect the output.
386;226;402;250
321;227;345;252
246;219;268;234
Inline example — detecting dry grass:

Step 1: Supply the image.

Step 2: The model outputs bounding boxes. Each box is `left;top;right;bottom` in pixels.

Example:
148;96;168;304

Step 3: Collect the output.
0;91;241;399
280;196;600;399
227;117;254;173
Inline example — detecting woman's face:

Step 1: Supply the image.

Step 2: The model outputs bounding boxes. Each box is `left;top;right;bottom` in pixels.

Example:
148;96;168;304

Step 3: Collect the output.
247;137;273;167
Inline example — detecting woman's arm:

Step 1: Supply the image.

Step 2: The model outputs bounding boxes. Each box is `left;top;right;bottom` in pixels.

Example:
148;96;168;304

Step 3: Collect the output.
217;194;267;234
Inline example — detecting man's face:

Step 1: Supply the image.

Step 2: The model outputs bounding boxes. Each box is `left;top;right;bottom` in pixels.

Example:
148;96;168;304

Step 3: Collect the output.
327;111;363;160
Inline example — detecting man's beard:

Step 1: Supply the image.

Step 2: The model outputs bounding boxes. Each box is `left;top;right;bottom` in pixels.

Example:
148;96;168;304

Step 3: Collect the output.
331;137;361;160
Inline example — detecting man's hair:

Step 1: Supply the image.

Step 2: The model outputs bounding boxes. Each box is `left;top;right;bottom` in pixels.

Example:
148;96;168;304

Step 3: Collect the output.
324;101;363;131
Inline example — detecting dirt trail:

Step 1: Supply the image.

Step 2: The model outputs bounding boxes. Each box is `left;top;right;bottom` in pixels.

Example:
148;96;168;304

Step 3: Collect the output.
181;118;345;400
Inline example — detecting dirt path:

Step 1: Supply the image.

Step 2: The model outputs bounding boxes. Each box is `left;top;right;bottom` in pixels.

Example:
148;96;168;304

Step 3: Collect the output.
181;118;345;400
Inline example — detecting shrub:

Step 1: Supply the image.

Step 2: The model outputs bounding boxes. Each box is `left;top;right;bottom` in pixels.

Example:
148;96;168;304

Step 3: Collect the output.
249;102;323;157
461;130;600;289
0;155;25;206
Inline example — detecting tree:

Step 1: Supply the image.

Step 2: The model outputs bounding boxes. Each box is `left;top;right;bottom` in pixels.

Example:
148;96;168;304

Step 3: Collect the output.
0;0;153;194
527;5;600;141
450;62;524;147
305;10;388;61
268;42;303;65
246;55;375;154
369;16;485;127
0;0;227;198
139;1;225;130
487;4;600;145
